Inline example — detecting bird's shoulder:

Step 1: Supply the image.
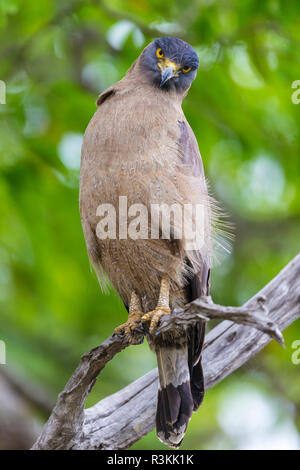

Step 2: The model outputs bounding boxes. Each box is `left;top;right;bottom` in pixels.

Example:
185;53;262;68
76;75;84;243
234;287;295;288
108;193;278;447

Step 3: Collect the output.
176;118;204;178
95;74;131;107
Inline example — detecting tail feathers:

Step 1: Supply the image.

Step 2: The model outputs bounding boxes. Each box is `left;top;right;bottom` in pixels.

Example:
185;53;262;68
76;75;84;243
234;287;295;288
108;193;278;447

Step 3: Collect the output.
188;321;206;411
190;358;205;410
155;260;208;446
155;345;194;448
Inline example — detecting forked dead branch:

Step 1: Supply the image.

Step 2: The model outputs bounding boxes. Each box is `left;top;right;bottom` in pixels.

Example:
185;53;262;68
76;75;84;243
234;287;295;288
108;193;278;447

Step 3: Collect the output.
32;253;300;450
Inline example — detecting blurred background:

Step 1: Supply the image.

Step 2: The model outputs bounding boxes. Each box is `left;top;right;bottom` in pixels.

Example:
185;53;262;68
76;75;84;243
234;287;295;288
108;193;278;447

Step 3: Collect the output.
0;0;299;450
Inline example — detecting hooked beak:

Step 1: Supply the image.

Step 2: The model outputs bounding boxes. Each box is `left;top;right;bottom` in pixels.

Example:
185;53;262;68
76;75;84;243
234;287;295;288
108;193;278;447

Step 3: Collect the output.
160;65;176;87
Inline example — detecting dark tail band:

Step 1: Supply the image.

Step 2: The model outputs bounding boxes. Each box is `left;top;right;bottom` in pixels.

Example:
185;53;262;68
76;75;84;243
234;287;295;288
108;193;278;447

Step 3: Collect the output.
155;345;194;448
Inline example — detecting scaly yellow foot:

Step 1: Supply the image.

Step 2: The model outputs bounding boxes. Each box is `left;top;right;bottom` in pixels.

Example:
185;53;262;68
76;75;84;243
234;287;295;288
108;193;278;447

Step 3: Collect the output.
141;306;171;335
141;275;171;335
114;291;144;344
114;311;143;344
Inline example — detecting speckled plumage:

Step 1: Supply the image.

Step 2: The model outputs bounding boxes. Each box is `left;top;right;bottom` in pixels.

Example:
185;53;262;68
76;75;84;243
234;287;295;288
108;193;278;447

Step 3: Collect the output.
80;37;214;448
80;50;212;311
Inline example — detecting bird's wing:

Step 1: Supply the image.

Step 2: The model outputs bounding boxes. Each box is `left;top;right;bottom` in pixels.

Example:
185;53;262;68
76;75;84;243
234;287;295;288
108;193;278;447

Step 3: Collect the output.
177;118;211;291
177;119;205;178
177;119;210;410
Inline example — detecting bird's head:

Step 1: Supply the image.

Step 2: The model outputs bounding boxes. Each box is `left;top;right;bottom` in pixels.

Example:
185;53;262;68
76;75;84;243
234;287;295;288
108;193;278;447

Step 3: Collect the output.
139;37;199;93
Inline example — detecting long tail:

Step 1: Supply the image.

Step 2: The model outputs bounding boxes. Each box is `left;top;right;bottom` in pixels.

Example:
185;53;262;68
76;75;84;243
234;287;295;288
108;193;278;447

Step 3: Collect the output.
188;321;206;411
156;262;209;448
155;340;203;448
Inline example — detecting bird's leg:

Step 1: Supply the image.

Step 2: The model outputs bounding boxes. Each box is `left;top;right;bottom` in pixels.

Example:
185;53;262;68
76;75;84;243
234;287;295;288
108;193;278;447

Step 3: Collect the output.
114;291;144;344
141;276;171;335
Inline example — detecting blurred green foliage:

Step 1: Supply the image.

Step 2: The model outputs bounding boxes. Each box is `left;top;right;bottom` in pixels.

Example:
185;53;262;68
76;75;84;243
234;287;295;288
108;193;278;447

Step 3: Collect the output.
0;0;299;450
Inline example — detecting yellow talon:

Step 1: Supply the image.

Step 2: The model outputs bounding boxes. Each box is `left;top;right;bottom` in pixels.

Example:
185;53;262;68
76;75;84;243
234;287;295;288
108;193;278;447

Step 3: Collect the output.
114;310;143;344
114;291;144;344
142;306;171;335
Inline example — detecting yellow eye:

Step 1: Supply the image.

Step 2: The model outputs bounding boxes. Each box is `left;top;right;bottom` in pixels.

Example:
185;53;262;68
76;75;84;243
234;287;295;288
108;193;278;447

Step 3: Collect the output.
182;66;191;73
156;48;164;58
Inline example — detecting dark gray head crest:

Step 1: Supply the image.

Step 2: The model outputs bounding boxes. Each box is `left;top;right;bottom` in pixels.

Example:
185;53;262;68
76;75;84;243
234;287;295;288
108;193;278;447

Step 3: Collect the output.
139;37;199;93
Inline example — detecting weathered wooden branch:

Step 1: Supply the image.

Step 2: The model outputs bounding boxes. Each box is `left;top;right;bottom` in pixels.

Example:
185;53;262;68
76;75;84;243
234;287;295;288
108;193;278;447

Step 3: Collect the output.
159;295;284;345
32;253;300;450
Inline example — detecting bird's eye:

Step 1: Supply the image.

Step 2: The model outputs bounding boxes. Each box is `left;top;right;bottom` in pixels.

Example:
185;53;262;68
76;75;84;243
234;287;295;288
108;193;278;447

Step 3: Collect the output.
182;66;191;73
156;48;164;58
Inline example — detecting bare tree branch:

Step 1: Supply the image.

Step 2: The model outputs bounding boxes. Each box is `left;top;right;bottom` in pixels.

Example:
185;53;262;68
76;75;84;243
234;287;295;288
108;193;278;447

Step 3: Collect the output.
32;253;300;450
159;295;284;346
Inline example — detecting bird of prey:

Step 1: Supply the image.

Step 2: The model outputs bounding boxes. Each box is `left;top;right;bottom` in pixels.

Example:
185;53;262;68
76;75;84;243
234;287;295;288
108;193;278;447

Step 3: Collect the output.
80;37;217;448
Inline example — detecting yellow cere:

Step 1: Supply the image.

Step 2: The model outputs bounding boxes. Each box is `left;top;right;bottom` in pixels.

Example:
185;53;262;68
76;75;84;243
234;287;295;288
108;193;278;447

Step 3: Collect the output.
158;58;181;75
